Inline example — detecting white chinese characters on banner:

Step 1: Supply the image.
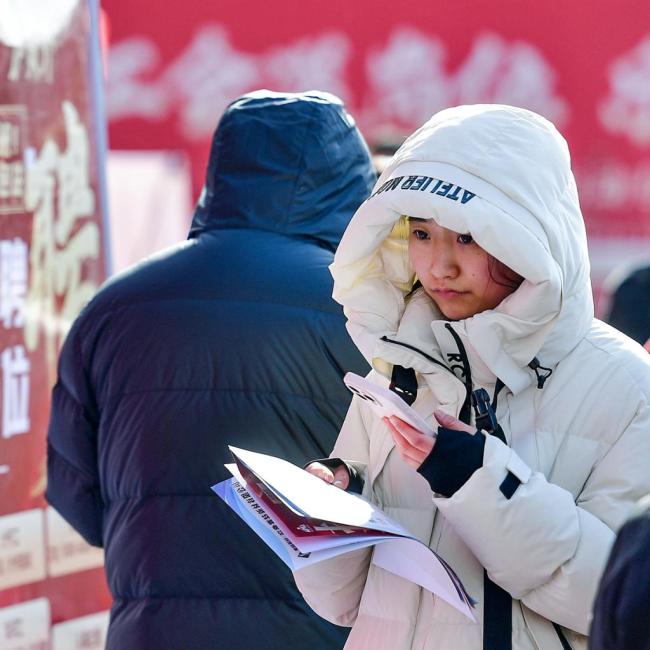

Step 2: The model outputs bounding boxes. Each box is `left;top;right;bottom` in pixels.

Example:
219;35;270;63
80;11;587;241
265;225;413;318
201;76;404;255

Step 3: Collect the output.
0;238;27;329
7;44;55;84
366;28;450;126
366;30;568;128
106;25;354;139
0;159;24;204
105;26;568;140
23;101;100;376
1;346;30;439
599;35;650;146
262;33;352;103
161;26;259;139
0;121;19;159
104;37;170;121
0;107;27;215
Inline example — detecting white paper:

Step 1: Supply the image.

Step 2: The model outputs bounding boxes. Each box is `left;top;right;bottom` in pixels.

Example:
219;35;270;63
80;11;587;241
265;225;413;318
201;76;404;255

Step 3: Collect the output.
52;611;110;650
0;597;50;650
0;508;46;590
373;538;475;620
212;447;476;620
228;446;412;535
213;477;385;569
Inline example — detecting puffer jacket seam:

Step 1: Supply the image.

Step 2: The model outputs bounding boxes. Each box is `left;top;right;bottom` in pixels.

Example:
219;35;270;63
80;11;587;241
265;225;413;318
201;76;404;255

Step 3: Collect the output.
281;103;316;232
581;336;650;401
54;379;98;427
517;504;583;601
92;296;346;320
111;595;312;602
48;440;97;485
103;386;354;406
577;402;644;495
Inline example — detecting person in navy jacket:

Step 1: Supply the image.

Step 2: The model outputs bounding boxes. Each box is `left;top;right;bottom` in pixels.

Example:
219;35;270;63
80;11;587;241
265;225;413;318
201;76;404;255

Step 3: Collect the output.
45;90;374;650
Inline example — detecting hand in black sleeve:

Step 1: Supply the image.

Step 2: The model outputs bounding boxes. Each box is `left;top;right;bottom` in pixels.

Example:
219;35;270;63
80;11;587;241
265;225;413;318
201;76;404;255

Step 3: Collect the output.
304;457;364;494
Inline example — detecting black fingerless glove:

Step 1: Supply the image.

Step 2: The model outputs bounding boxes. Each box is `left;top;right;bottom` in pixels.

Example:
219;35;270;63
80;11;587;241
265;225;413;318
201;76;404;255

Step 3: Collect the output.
417;427;486;497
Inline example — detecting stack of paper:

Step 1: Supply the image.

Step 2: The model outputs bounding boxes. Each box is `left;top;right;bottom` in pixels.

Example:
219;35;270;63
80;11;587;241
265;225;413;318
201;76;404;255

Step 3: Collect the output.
212;446;476;620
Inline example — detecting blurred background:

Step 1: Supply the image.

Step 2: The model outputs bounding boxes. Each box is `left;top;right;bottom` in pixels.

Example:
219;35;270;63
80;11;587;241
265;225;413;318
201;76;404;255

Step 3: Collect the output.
2;0;650;647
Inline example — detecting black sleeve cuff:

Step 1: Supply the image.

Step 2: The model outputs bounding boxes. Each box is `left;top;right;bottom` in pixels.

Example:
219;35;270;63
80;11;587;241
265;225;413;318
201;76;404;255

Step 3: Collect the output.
304;457;364;495
417;427;486;497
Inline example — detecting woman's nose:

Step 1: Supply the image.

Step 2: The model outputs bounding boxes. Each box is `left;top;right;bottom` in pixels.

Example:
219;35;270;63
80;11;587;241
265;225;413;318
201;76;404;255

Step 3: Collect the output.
428;249;459;280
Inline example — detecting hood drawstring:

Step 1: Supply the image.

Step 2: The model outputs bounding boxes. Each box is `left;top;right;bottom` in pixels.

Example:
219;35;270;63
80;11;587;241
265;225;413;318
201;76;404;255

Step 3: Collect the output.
528;357;553;389
492;378;505;412
444;324;473;424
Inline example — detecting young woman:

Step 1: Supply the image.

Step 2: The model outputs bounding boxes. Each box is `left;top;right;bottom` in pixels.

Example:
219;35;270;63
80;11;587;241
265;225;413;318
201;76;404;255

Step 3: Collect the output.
294;105;650;650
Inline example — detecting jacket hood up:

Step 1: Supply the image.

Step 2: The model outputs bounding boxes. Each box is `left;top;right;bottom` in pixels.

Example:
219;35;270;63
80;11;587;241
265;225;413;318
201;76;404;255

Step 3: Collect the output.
189;90;376;251
331;104;594;394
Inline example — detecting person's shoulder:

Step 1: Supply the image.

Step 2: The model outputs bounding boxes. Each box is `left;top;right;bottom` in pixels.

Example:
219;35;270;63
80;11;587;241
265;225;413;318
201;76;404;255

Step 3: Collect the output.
574;319;650;398
77;239;200;321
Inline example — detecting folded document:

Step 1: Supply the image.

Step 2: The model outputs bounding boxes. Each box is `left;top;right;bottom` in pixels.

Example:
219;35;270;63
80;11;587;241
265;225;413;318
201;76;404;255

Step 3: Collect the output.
212;446;475;620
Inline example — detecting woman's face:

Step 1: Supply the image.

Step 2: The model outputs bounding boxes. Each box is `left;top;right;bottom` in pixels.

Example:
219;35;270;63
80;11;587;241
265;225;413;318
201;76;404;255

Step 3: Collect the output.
408;218;520;320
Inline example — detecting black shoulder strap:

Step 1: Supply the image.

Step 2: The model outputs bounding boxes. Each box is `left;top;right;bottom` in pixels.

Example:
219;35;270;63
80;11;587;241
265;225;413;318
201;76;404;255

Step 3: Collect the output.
391;364;520;650
389;365;418;405
484;574;512;649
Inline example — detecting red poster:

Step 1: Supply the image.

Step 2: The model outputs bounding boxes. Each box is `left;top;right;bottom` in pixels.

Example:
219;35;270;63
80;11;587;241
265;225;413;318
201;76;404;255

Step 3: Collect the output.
102;0;650;299
0;0;111;647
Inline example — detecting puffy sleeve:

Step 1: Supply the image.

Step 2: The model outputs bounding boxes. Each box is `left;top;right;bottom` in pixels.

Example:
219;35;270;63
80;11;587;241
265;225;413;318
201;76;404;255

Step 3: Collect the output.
293;395;373;626
432;400;650;635
45;316;104;547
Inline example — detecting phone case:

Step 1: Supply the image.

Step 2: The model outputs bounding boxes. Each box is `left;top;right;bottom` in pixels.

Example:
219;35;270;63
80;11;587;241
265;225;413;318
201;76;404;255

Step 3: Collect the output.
343;373;437;437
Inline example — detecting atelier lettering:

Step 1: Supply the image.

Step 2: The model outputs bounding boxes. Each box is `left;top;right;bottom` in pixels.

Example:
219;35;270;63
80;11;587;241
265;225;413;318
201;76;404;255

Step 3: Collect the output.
371;174;476;204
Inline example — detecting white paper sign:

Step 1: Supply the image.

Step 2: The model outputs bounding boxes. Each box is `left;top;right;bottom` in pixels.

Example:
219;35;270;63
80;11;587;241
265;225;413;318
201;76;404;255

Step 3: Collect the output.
52;610;109;650
0;598;50;650
0;509;46;590
46;506;103;577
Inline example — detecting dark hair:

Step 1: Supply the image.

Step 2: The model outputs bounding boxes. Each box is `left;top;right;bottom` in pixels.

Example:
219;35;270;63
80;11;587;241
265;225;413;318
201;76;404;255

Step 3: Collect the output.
488;255;524;291
603;263;650;344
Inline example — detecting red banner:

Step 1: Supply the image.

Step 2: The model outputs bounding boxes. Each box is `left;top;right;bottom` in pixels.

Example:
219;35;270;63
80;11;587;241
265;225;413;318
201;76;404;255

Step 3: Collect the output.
103;0;650;246
0;1;111;647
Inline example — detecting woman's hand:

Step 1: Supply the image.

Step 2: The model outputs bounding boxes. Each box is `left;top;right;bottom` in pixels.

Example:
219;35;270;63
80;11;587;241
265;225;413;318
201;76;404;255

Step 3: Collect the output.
385;409;475;469
433;409;475;434
304;462;350;490
384;415;436;469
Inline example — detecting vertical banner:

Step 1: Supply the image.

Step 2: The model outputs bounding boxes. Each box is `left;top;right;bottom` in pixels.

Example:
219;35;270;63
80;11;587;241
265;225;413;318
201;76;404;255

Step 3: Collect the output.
0;0;111;643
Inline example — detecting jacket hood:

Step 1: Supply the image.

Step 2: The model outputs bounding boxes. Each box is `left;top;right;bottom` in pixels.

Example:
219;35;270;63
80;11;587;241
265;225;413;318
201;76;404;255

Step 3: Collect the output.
331;104;594;394
189;90;375;251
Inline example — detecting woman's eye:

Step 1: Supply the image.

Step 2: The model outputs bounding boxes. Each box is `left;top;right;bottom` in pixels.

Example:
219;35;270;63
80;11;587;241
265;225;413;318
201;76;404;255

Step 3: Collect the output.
412;229;429;241
457;233;473;245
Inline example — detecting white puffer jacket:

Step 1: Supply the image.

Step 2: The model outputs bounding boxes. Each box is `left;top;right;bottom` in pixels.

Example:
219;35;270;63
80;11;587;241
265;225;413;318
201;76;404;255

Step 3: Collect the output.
294;105;650;649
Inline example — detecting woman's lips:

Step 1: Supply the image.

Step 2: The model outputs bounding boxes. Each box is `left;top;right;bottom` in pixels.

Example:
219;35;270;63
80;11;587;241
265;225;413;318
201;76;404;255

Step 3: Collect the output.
432;289;467;299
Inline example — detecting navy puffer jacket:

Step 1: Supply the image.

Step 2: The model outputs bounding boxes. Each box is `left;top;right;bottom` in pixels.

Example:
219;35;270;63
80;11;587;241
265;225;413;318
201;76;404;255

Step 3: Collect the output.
46;90;374;649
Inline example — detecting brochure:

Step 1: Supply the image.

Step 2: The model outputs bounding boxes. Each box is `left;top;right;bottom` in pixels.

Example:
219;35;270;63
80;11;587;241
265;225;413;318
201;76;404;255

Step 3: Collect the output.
212;446;476;620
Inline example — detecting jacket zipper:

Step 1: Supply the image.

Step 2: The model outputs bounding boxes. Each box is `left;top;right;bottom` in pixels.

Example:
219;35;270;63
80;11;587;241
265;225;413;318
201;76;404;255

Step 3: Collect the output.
379;336;455;375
